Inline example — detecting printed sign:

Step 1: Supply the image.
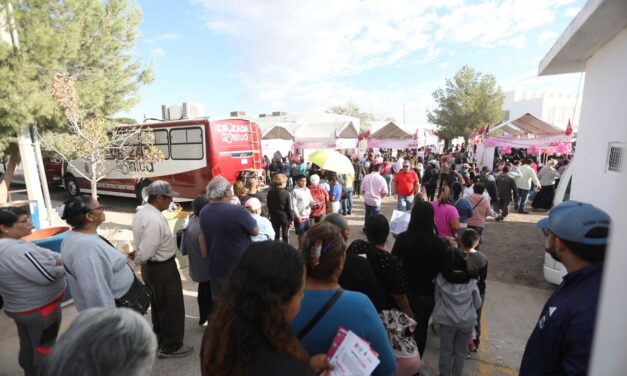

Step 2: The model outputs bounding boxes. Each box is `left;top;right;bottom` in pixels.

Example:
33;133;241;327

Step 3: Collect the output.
215;123;250;144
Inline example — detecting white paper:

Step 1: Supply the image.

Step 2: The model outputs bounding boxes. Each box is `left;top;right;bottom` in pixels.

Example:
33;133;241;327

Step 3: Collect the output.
390;209;411;235
325;330;380;376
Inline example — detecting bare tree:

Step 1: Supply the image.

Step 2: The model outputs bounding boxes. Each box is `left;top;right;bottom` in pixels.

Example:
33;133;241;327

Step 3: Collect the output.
45;74;162;199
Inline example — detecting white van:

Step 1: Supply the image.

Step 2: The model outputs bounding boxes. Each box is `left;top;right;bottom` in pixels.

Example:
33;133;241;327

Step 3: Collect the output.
543;159;573;285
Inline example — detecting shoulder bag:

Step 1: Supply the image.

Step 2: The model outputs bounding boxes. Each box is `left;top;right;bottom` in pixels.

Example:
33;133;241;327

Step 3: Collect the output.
297;289;344;340
99;236;153;314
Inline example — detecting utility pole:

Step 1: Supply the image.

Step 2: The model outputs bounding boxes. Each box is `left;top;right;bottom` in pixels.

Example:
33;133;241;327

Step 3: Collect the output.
396;97;413;126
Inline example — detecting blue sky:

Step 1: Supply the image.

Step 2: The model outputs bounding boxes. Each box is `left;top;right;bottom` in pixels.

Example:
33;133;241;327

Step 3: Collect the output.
123;0;586;127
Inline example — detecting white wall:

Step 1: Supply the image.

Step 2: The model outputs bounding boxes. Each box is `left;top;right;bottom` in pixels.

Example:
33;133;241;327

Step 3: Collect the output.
588;26;627;376
570;27;627;219
503;91;581;129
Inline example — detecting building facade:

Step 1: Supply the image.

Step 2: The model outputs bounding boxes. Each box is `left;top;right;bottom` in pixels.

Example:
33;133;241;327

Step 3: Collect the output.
502;90;582;130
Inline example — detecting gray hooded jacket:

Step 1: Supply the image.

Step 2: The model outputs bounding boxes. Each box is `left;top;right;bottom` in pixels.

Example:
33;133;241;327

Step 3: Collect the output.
432;273;482;328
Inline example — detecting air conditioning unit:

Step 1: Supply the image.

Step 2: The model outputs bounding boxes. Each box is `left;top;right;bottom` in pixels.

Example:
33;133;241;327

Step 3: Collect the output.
182;102;204;119
259;114;267;118
230;111;246;117
168;105;183;120
272;111;287;116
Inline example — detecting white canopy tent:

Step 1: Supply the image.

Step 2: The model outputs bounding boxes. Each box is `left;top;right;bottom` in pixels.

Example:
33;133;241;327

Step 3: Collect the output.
260;123;295;157
293;121;359;150
367;121;415;149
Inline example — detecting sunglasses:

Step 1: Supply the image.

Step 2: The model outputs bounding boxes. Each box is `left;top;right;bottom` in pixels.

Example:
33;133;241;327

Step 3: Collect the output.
541;228;553;237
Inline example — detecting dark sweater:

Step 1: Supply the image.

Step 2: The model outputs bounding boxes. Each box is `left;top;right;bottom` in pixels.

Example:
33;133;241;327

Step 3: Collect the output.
464;250;488;295
347;240;408;311
392;232;470;297
338;253;385;312
267;187;293;223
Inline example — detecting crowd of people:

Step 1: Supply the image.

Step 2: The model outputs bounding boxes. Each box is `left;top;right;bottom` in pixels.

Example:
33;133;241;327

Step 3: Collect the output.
0;145;611;376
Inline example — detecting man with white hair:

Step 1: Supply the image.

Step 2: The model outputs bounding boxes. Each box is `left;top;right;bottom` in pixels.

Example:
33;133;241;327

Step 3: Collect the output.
199;177;259;302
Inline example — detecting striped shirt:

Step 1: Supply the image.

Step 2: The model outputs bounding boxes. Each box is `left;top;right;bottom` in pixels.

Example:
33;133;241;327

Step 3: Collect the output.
0;239;66;312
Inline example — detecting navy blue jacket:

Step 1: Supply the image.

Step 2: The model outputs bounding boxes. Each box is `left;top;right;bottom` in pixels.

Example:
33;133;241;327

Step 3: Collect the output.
520;262;603;375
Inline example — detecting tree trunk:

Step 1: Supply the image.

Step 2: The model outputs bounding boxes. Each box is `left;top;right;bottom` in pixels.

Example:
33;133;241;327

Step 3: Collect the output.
90;157;98;200
444;139;451;150
0;144;21;203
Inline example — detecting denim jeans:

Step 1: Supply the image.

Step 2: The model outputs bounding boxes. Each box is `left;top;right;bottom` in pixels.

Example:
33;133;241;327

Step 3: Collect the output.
517;188;530;212
383;174;393;195
397;194;413;212
341;187;353;214
364;204;380;225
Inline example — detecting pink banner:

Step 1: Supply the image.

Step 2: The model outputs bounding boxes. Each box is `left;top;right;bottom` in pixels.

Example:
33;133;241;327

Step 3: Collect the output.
483;134;571;148
294;138;336;149
367;138;416;149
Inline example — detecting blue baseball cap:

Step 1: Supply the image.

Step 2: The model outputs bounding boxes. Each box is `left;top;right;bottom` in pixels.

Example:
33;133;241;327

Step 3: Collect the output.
537;201;610;245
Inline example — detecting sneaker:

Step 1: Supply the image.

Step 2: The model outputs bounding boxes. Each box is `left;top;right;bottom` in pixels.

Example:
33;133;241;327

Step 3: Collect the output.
466;350;472;359
158;344;194;359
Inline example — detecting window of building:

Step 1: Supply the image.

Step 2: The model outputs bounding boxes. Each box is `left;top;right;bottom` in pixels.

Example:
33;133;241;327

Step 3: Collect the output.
170;127;204;160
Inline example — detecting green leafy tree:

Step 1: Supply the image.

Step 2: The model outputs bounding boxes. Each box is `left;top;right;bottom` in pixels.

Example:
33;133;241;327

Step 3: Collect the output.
0;0;152;202
427;66;504;146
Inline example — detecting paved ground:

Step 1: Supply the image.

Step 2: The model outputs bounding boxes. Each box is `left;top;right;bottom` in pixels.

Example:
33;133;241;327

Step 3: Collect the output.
0;188;554;375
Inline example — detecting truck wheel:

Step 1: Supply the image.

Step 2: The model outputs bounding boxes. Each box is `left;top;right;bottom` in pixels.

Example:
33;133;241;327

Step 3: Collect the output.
136;179;151;204
64;174;80;196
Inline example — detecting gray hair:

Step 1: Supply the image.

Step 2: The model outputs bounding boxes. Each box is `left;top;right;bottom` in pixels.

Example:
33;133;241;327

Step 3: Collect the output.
206;176;232;201
324;213;349;232
310;174;320;185
44;308;157;376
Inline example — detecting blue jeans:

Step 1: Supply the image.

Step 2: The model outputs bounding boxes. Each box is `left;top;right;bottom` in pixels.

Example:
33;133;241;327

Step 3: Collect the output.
528;182;537;201
341;187;353;214
397;194;413;212
364;204;380;225
517;188;530;212
383;174;393;195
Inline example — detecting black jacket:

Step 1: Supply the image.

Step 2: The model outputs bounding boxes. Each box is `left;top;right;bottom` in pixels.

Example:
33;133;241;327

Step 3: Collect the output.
267;187;293;223
478;174;499;202
423;167;440;187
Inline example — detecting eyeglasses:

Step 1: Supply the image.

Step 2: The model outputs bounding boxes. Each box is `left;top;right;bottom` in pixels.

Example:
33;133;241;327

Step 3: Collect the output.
541;228;552;237
15;218;32;224
403;165;410;168
89;206;105;212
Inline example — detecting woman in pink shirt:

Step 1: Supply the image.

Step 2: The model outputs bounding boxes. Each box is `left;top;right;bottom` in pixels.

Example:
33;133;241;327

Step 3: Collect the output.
431;186;460;238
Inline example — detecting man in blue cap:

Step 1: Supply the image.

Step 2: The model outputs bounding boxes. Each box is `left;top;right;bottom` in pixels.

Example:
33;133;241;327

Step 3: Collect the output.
520;200;611;375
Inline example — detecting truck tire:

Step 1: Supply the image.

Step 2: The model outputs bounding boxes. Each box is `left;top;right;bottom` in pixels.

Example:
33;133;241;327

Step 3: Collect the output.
64;174;80;196
136;179;151;204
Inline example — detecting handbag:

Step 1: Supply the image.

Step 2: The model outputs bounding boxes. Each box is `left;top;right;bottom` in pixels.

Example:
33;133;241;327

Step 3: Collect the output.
381;309;420;359
114;266;153;315
96;236;153;314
